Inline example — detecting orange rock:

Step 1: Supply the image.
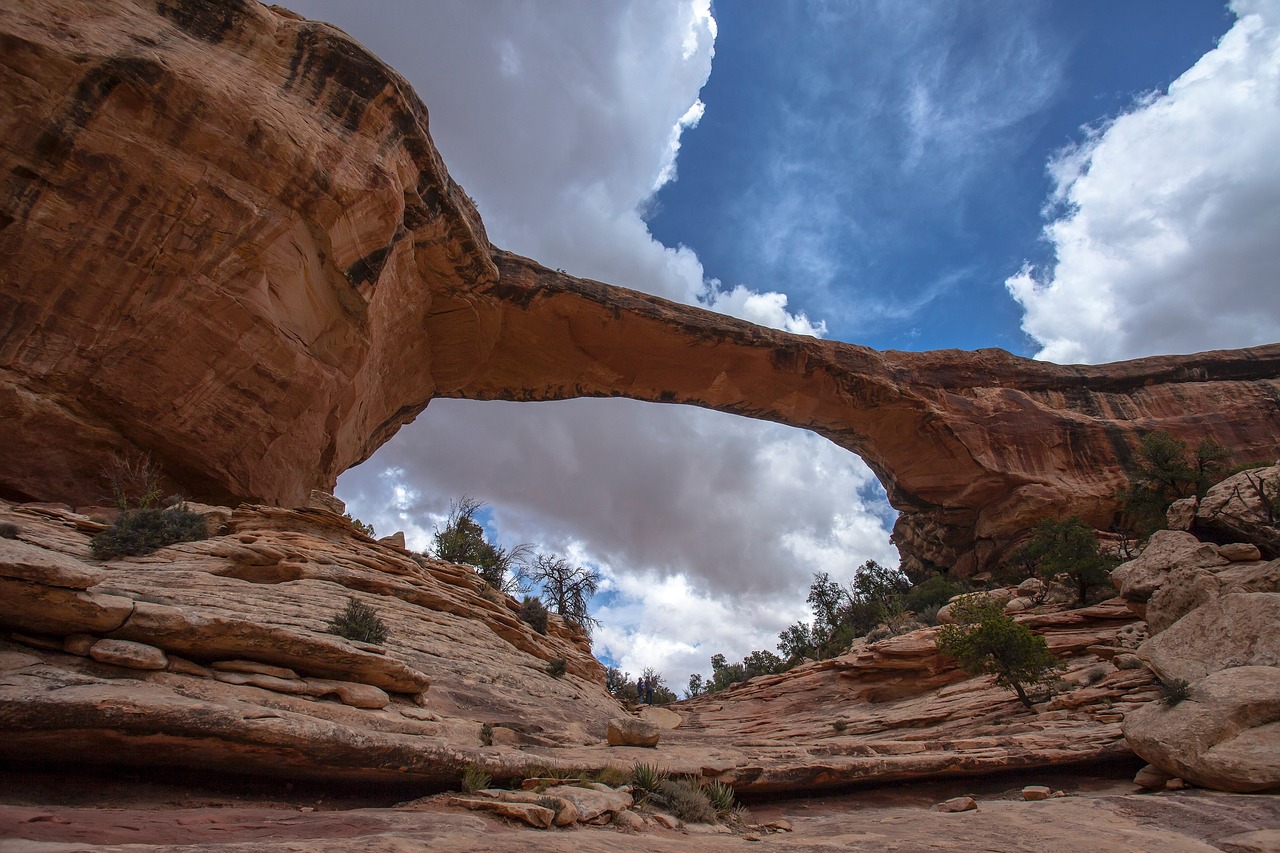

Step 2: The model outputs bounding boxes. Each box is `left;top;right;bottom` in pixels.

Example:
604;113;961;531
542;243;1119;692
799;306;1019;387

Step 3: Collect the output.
0;0;1277;580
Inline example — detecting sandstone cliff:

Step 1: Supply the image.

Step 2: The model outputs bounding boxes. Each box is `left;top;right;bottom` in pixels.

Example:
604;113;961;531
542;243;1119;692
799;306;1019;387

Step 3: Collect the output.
2;0;1278;579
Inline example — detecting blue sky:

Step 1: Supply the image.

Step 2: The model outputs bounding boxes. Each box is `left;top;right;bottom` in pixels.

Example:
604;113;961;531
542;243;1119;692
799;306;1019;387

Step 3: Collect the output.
288;0;1280;686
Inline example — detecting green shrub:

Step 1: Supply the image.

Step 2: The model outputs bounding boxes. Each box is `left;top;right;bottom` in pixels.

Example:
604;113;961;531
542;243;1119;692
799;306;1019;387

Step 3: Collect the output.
520;595;549;634
0;521;18;539
1010;516;1117;604
545;657;567;678
461;763;491;792
327;597;390;645
704;780;736;817
630;762;669;803
479;722;494;746
591;765;631;787
654;778;717;824
903;574;965;614
90;506;208;559
935;596;1063;709
344;513;375;537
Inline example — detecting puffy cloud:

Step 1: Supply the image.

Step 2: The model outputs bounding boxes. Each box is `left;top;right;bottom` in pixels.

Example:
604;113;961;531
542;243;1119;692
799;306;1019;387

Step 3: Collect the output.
1008;0;1280;363
286;0;896;682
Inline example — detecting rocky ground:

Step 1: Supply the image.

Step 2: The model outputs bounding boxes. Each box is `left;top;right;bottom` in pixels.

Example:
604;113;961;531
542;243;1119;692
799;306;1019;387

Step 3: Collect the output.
1;764;1277;852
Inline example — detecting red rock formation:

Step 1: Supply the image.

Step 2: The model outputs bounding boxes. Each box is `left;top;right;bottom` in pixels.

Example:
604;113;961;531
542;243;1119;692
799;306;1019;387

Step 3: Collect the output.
2;0;1278;577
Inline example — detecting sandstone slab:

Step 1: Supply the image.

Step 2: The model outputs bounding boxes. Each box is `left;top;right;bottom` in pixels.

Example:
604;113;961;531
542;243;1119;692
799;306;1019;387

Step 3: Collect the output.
88;639;167;671
0;578;134;635
1123;666;1280;793
0;539;104;589
1139;593;1280;683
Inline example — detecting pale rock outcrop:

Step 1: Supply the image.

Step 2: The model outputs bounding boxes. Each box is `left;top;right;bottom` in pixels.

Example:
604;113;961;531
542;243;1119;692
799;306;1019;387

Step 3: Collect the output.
1195;465;1280;558
1122;666;1280;793
607;717;660;747
1;0;1278;584
1111;530;1227;612
1138;593;1280;683
88;638;167;670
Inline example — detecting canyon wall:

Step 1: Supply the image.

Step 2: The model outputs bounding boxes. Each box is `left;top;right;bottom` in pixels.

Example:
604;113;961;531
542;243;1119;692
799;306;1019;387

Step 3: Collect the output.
2;0;1278;577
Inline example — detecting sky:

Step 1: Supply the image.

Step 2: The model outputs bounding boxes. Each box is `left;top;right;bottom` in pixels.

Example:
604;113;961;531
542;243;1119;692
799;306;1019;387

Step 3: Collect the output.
285;0;1280;690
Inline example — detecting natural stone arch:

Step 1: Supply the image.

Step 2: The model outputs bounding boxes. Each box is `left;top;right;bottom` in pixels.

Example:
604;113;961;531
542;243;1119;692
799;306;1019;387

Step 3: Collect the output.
2;0;1278;579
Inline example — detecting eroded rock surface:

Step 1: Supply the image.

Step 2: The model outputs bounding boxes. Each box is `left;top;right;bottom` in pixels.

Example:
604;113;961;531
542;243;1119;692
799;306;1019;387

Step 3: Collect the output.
2;0;1278;578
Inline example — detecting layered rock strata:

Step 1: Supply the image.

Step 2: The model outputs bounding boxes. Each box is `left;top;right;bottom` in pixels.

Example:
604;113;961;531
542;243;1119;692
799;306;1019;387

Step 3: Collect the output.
2;0;1279;577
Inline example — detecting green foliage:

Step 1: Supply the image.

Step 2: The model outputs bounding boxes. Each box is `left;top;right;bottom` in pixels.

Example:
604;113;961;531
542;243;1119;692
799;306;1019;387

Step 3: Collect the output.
344;513;375;537
0;521;18;539
903;574;966;614
1121;432;1232;538
520;552;600;635
545;657;567;678
630;763;669;803
461;763;491;792
519;595;549;634
591;765;632;787
433;496;531;592
479;722;494;746
779;561;912;662
935;595;1063;709
704;780;737;817
654;778;717;824
327;596;390;645
685;672;706;698
90;506;209;559
1012;516;1117;604
1159;677;1192;706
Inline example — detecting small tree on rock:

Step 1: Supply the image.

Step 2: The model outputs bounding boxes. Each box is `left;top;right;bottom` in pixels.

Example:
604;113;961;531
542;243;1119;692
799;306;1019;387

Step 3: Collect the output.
935;595;1062;710
432;496;531;592
520;552;600;634
1011;516;1117;604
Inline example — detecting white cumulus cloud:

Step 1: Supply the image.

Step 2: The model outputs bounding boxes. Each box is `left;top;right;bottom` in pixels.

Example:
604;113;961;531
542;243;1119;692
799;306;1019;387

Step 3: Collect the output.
1008;0;1280;363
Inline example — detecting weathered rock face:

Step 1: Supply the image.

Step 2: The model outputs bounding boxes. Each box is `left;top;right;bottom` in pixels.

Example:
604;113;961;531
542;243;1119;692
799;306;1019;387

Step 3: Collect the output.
3;0;1279;580
0;498;614;786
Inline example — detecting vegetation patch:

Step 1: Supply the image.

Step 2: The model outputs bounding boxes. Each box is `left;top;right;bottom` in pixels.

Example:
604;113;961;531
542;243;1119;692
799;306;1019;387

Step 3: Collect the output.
519;595;549;634
545;657;567;678
461;763;491;793
327;597;390;645
1159;677;1192;707
90;506;208;559
0;521;18;539
935;595;1063;709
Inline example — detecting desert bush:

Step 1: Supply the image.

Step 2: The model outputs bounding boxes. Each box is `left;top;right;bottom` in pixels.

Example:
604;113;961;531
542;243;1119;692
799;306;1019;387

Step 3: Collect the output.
591;765;631;787
1159;677;1192;706
535;795;566;819
630;762;669;803
1121;432;1231;538
520;552;600;635
0;521;18;539
1010;516;1117;604
433;496;532;592
479;722;494;746
327;597;390;645
935;596;1063;709
102;448;164;510
344;513;375;536
903;574;965;614
704;780;737;817
519;595;549;634
90;505;208;559
831;719;848;733
655;778;717;824
461;763;491;792
545;657;567;678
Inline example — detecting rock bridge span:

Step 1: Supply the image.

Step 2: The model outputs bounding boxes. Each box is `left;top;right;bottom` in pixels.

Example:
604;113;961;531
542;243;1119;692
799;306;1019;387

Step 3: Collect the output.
2;0;1278;577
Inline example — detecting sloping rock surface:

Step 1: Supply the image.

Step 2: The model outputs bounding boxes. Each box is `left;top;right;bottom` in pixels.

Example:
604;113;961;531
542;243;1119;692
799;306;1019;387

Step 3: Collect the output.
2;0;1279;578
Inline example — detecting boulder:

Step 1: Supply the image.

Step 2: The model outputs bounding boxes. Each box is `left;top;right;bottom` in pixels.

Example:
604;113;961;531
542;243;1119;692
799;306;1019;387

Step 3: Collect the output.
1166;497;1198;531
88;639;168;670
936;796;977;812
1133;764;1171;790
1219;543;1262;562
449;796;553;829
1112;531;1227;608
1139;593;1280;683
1022;786;1052;801
1196;466;1280;558
607;717;660;747
638;705;683;730
1122;666;1280;793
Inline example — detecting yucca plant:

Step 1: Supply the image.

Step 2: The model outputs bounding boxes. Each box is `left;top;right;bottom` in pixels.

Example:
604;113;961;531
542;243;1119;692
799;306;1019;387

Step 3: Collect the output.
630;762;669;803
